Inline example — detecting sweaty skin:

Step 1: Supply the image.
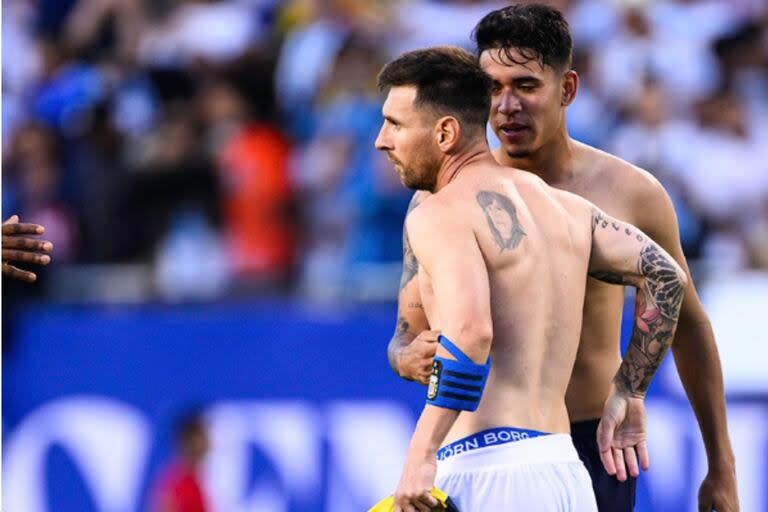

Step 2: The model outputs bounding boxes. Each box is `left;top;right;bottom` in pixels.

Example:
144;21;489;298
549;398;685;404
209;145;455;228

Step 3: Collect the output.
389;49;736;506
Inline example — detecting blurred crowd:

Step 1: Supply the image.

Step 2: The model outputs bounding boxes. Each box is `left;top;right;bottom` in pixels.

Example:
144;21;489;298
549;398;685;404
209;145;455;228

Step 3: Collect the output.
2;0;767;302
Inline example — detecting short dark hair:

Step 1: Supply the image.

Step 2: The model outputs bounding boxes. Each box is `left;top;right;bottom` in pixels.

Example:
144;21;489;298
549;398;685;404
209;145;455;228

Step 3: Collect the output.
473;3;572;72
377;46;492;133
174;411;206;444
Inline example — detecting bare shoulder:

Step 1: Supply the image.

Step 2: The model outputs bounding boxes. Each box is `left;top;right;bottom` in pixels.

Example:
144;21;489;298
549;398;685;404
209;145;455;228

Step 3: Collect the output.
405;191;449;234
580;142;678;237
584;143;670;207
406;190;432;216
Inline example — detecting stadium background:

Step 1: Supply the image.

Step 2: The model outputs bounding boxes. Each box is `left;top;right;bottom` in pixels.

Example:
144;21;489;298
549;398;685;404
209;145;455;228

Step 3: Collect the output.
2;0;767;510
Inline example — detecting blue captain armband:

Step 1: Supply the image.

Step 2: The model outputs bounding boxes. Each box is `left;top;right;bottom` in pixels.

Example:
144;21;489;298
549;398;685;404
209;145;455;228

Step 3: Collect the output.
426;335;491;412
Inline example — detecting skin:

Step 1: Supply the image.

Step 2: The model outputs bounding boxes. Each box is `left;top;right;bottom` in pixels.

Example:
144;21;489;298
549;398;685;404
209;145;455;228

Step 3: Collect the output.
376;85;685;512
389;47;738;511
2;215;53;282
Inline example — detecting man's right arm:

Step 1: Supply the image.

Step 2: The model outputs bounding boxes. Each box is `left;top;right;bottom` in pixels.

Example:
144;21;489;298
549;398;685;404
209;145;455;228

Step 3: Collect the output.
588;206;688;480
387;193;437;383
588;207;688;396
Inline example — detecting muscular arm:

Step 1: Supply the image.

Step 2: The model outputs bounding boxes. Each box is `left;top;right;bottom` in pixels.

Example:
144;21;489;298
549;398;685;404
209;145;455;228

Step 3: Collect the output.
406;200;493;452
589;208;688;396
635;183;737;506
391;200;493;509
387;193;433;380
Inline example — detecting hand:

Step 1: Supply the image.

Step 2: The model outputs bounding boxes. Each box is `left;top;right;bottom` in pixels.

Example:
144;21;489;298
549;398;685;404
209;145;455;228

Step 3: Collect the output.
597;389;650;482
2;215;53;283
397;330;440;384
394;453;439;512
698;464;739;512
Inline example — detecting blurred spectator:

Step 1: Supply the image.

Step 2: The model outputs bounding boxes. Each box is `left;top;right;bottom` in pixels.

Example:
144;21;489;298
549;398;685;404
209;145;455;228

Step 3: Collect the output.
138;0;269;67
1;0;767;302
150;411;211;512
388;0;507;56
4;122;78;262
293;34;408;298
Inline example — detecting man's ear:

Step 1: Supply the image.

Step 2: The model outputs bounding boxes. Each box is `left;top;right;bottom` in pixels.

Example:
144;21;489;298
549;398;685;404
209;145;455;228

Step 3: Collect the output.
562;70;579;106
435;116;461;152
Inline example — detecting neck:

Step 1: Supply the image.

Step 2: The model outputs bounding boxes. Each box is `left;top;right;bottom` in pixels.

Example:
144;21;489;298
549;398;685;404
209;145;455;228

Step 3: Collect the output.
495;125;575;185
433;140;492;192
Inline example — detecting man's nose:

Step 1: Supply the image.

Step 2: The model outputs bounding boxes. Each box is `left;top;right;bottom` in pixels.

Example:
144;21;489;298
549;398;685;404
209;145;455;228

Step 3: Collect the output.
498;91;522;116
374;127;391;151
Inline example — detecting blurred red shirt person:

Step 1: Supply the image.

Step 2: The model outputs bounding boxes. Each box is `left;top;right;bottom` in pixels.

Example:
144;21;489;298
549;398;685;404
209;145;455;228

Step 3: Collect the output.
151;413;210;512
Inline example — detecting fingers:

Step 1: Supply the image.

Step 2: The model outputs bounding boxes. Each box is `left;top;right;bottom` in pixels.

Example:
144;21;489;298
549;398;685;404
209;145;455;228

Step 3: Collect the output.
395;492;437;512
624;446;640;478
596;417;615;455
413;499;431;512
2;263;37;282
417;490;439;510
2;236;53;252
599;444;616;477
2;249;52;266
613;447;628;482
416;330;441;343
3;215;19;225
2;222;45;236
637;440;650;471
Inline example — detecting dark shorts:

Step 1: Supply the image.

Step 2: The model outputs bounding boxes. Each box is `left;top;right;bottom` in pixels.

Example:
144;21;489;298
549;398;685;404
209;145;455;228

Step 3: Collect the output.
571;418;637;512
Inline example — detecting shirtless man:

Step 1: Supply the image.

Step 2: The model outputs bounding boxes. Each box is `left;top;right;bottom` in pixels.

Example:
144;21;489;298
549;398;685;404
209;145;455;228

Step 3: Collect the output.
388;5;738;511
375;45;686;511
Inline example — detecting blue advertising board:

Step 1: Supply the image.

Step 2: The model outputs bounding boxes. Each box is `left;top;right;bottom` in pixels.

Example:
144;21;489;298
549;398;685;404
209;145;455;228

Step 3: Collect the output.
3;301;767;511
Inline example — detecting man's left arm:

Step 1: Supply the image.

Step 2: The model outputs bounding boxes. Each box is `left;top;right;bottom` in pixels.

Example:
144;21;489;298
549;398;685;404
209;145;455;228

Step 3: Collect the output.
637;180;738;511
392;204;493;512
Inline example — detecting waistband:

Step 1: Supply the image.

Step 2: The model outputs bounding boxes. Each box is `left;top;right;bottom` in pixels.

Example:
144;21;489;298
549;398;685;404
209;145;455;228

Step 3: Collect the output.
437;426;550;461
569;418;600;439
436;433;581;477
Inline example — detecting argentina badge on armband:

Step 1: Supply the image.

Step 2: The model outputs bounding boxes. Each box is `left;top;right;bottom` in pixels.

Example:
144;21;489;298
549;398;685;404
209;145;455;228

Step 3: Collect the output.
427;359;442;400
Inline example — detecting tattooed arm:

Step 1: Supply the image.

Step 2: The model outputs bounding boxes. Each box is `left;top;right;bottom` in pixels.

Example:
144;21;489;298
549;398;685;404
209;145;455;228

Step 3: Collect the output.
588;207;688;480
387;192;437;383
589;209;687;396
392;193;493;511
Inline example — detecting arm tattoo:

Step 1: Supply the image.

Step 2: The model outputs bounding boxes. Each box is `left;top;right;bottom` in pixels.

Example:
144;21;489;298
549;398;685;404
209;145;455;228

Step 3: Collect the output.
615;244;685;396
476;190;526;252
588;271;627;285
399;194;421;290
388;315;412;372
395;315;410;336
592;208;645;242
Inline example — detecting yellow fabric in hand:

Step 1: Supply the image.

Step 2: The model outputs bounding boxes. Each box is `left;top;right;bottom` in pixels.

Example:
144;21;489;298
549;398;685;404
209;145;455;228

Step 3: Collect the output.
368;487;457;512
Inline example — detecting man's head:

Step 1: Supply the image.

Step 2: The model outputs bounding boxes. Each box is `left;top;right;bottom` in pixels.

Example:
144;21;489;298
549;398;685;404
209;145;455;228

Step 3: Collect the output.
375;46;491;191
175;412;209;465
473;4;577;159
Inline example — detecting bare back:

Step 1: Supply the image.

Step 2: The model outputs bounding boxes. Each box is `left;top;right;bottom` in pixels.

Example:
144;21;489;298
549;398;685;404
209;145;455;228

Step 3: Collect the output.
493;142;673;421
410;165;593;442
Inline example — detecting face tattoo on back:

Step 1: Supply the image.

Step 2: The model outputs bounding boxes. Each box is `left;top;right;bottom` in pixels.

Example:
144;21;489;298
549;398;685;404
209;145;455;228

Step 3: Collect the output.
476;190;526;251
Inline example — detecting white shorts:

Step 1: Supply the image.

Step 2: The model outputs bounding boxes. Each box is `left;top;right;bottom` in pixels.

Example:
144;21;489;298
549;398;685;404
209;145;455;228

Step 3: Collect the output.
435;433;598;511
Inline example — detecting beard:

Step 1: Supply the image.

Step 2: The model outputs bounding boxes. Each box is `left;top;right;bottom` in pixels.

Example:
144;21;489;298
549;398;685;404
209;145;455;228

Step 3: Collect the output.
505;148;533;159
391;151;440;192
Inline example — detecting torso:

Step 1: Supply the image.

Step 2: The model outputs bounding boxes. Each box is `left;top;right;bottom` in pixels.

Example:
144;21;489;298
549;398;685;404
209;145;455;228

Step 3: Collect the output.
498;141;648;421
415;166;593;441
